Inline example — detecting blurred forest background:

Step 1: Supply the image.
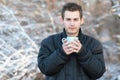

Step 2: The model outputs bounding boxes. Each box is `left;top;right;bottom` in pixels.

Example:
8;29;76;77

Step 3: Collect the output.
0;0;120;80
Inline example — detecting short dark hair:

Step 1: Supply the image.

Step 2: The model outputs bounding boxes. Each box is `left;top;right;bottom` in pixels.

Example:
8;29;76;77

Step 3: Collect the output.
61;3;83;19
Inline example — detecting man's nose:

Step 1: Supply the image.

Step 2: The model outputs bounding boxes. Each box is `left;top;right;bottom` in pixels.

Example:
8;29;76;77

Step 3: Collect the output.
70;20;75;25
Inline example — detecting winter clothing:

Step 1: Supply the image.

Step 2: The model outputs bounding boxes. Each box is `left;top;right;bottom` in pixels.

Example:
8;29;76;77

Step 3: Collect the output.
38;29;105;80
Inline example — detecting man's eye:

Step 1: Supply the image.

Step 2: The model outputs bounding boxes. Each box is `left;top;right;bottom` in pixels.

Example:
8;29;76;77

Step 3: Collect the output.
66;19;71;21
74;19;79;21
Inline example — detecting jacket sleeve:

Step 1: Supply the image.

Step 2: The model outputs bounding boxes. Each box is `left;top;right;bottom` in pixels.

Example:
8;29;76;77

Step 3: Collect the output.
37;39;69;76
77;40;106;79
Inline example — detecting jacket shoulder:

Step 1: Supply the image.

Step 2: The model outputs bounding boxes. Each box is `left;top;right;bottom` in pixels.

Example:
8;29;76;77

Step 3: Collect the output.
84;34;101;44
41;33;61;46
82;34;103;51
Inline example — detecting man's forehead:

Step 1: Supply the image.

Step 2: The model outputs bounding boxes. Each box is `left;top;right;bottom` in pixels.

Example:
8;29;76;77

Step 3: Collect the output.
64;11;80;18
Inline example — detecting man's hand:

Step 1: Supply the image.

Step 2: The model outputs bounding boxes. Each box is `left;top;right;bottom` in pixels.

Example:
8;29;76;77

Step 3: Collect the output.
62;39;82;55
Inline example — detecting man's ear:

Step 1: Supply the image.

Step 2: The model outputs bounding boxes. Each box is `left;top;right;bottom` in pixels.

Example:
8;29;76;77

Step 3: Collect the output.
59;16;64;22
59;16;64;24
80;17;84;25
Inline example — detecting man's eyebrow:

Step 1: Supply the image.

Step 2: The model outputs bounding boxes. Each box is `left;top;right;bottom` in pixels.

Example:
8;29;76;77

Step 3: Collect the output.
74;18;79;19
66;18;71;19
65;18;79;20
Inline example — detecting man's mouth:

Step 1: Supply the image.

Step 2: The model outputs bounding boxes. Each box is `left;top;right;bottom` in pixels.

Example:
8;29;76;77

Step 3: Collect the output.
69;27;76;30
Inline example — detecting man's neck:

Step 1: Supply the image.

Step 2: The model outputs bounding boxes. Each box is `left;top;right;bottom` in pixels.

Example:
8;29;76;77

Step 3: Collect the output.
66;32;79;37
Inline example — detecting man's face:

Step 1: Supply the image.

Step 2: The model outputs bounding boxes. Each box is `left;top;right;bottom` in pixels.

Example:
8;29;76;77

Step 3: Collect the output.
62;11;83;36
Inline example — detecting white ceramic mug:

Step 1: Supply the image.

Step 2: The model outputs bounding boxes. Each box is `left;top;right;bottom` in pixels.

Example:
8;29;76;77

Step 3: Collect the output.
66;37;78;42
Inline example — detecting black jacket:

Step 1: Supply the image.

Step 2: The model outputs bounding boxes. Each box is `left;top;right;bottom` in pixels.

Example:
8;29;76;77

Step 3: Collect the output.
38;29;105;80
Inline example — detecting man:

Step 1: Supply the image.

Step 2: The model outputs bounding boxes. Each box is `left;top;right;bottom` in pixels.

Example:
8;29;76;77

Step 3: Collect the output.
37;2;105;80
